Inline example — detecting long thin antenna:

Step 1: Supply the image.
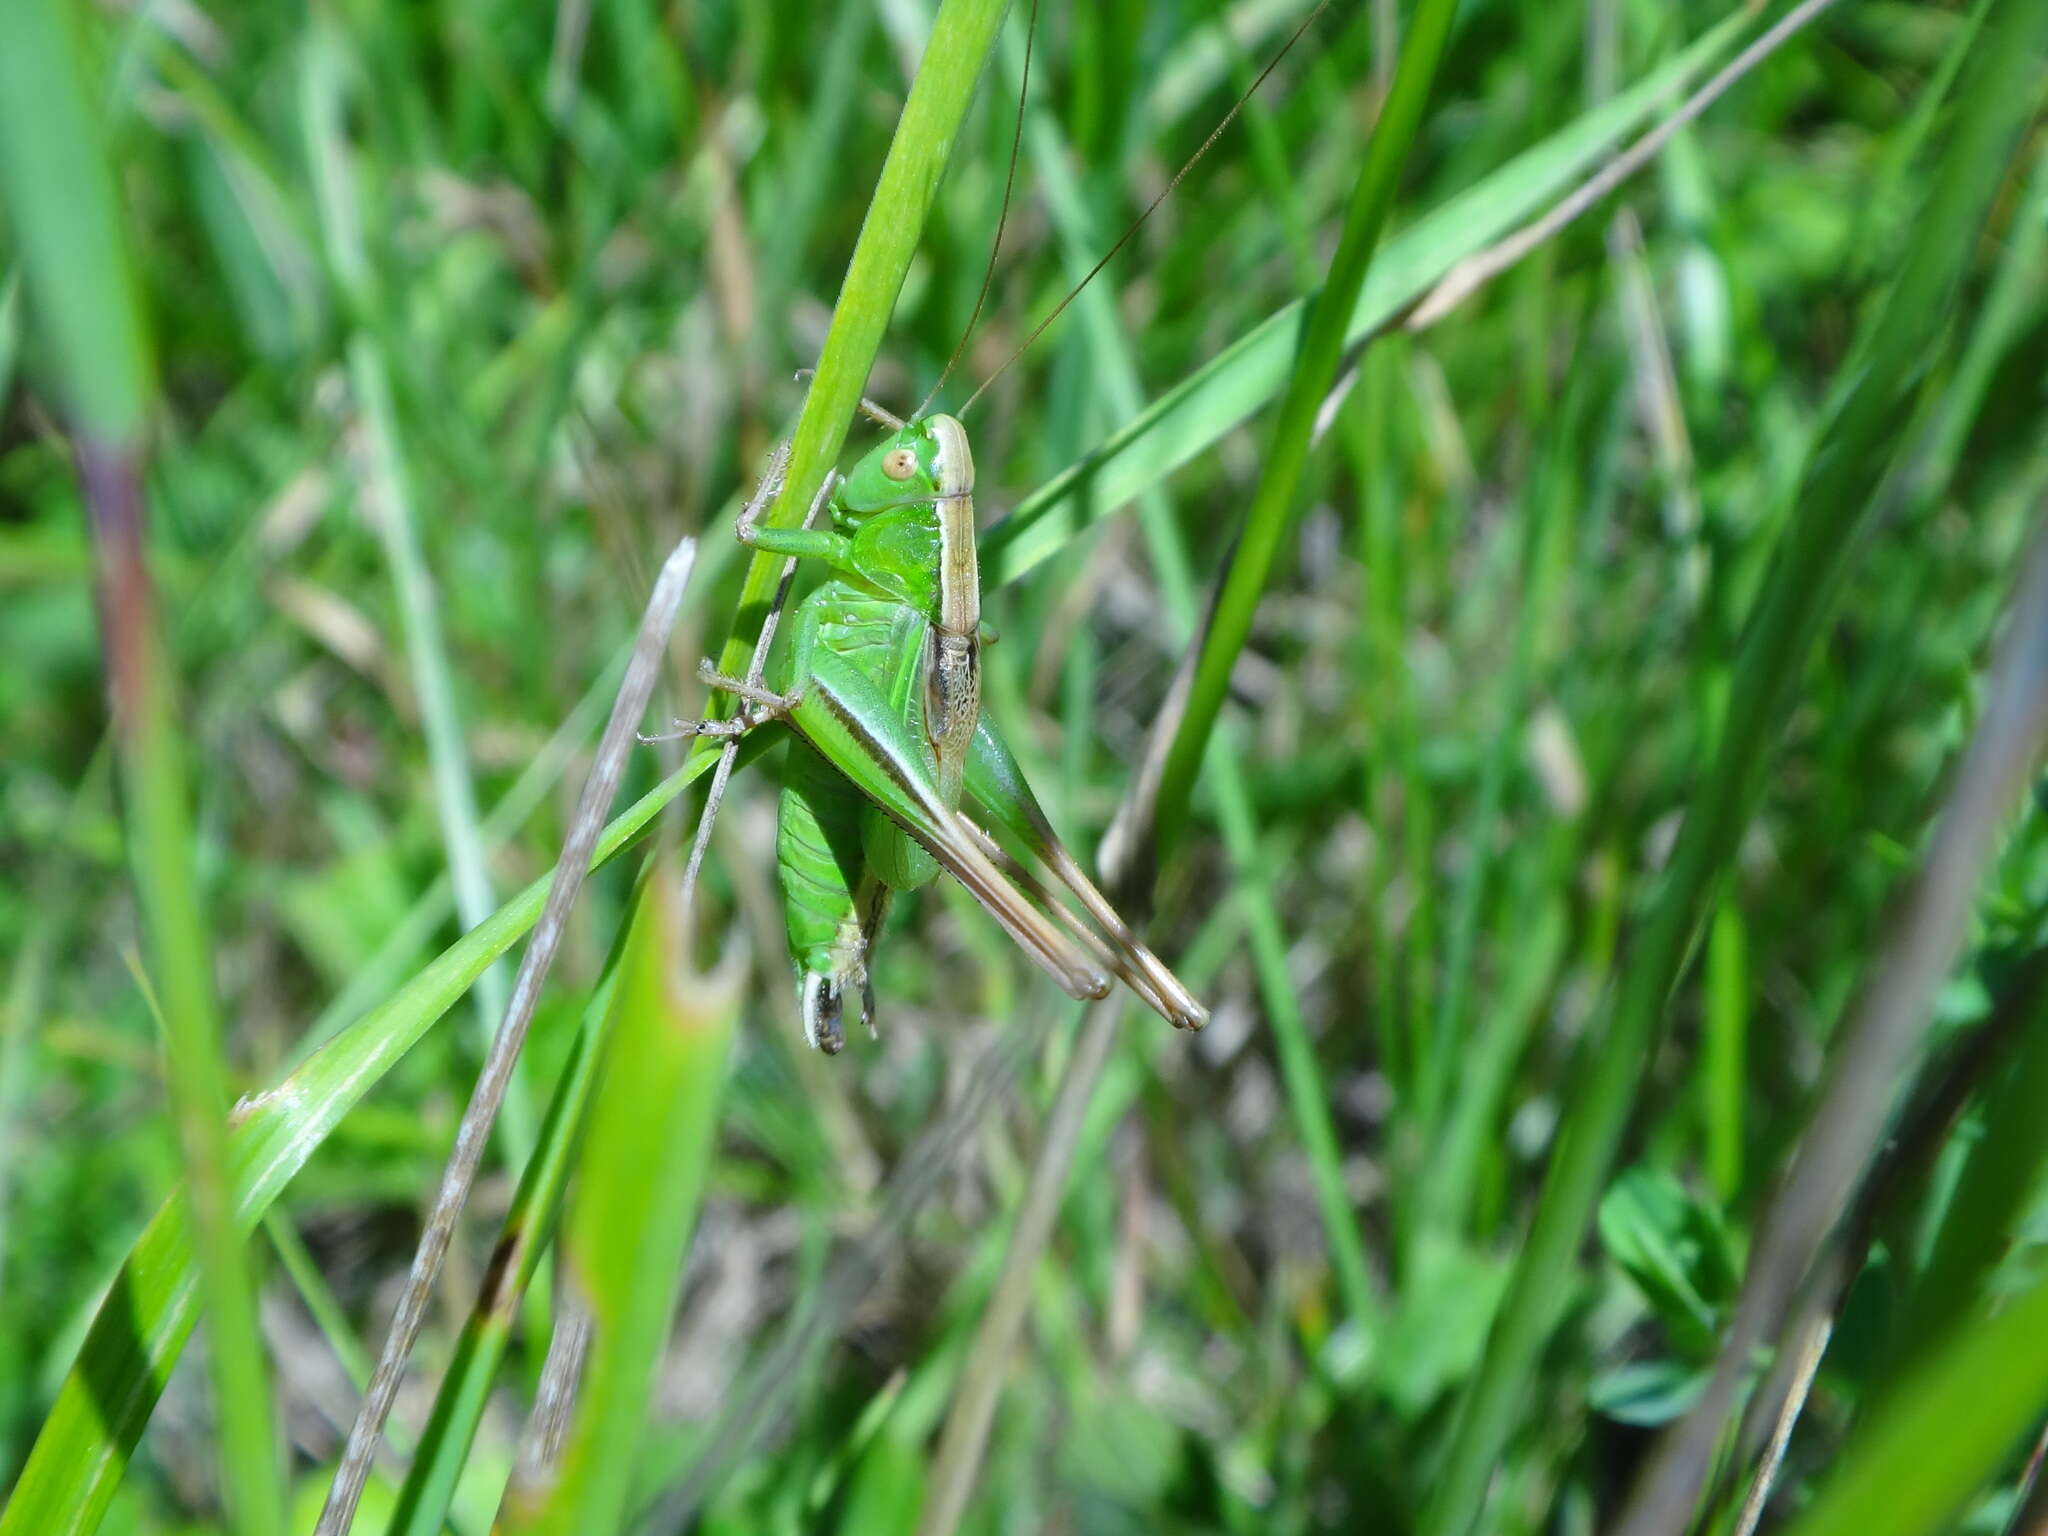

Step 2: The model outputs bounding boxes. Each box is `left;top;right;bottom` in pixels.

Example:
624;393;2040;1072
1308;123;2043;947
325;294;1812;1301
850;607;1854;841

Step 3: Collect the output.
957;0;1335;419
914;0;1040;422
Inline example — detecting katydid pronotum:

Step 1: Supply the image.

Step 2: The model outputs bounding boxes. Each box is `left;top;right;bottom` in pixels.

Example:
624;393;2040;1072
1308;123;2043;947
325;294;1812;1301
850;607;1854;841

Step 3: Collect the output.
661;399;1207;1052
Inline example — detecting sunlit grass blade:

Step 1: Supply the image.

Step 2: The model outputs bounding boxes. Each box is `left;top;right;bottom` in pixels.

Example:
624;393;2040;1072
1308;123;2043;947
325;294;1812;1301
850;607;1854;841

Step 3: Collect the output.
499;870;741;1536
708;0;1010;685
1424;2;2048;1528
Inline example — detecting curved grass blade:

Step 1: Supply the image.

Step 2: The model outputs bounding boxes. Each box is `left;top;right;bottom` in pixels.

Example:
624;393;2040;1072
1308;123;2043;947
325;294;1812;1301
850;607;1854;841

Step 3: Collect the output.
1144;0;1461;853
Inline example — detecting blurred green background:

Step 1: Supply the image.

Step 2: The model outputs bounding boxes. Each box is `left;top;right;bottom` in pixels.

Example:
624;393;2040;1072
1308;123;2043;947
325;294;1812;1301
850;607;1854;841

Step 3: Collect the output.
4;0;2048;1531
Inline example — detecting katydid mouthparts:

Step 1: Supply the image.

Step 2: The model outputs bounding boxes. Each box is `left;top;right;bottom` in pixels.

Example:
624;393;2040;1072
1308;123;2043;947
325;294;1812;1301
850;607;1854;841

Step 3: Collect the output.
663;410;1208;1052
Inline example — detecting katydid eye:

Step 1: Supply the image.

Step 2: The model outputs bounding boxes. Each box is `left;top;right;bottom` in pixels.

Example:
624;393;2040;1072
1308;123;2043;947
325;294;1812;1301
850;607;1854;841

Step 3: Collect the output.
882;447;919;481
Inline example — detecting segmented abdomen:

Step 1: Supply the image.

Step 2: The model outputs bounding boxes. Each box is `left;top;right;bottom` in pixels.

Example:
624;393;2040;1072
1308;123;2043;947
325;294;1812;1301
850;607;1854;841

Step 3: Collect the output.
776;735;871;982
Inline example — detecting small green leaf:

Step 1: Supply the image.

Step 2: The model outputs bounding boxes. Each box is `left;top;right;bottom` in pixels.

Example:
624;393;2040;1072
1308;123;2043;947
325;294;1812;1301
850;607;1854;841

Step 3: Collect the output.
1598;1167;1737;1359
1589;1359;1709;1428
1378;1234;1513;1421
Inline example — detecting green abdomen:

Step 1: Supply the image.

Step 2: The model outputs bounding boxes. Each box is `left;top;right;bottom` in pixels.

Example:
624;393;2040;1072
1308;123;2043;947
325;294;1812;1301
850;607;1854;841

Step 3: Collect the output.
773;581;942;1006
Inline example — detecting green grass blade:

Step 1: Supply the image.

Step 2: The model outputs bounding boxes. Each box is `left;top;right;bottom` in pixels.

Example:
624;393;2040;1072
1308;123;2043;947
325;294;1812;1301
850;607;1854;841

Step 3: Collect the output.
1702;900;1748;1202
1147;0;1460;852
506;872;740;1536
1423;3;2048;1528
980;9;1749;592
0;2;149;444
1016;35;1379;1334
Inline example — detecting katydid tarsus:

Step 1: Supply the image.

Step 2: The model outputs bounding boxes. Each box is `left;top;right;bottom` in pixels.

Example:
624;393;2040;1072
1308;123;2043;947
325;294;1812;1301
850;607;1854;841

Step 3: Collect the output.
663;400;1207;1051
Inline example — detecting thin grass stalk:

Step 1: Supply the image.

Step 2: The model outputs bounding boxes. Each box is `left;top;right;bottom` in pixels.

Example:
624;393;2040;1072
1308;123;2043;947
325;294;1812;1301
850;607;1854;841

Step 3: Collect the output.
384;973;615;1536
1142;0;1460;853
1425;4;2048;1527
1012;36;1380;1335
0;4;283;1532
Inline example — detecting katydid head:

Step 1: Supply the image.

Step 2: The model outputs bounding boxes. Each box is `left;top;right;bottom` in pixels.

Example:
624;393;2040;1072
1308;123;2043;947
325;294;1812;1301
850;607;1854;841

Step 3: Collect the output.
834;413;975;526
